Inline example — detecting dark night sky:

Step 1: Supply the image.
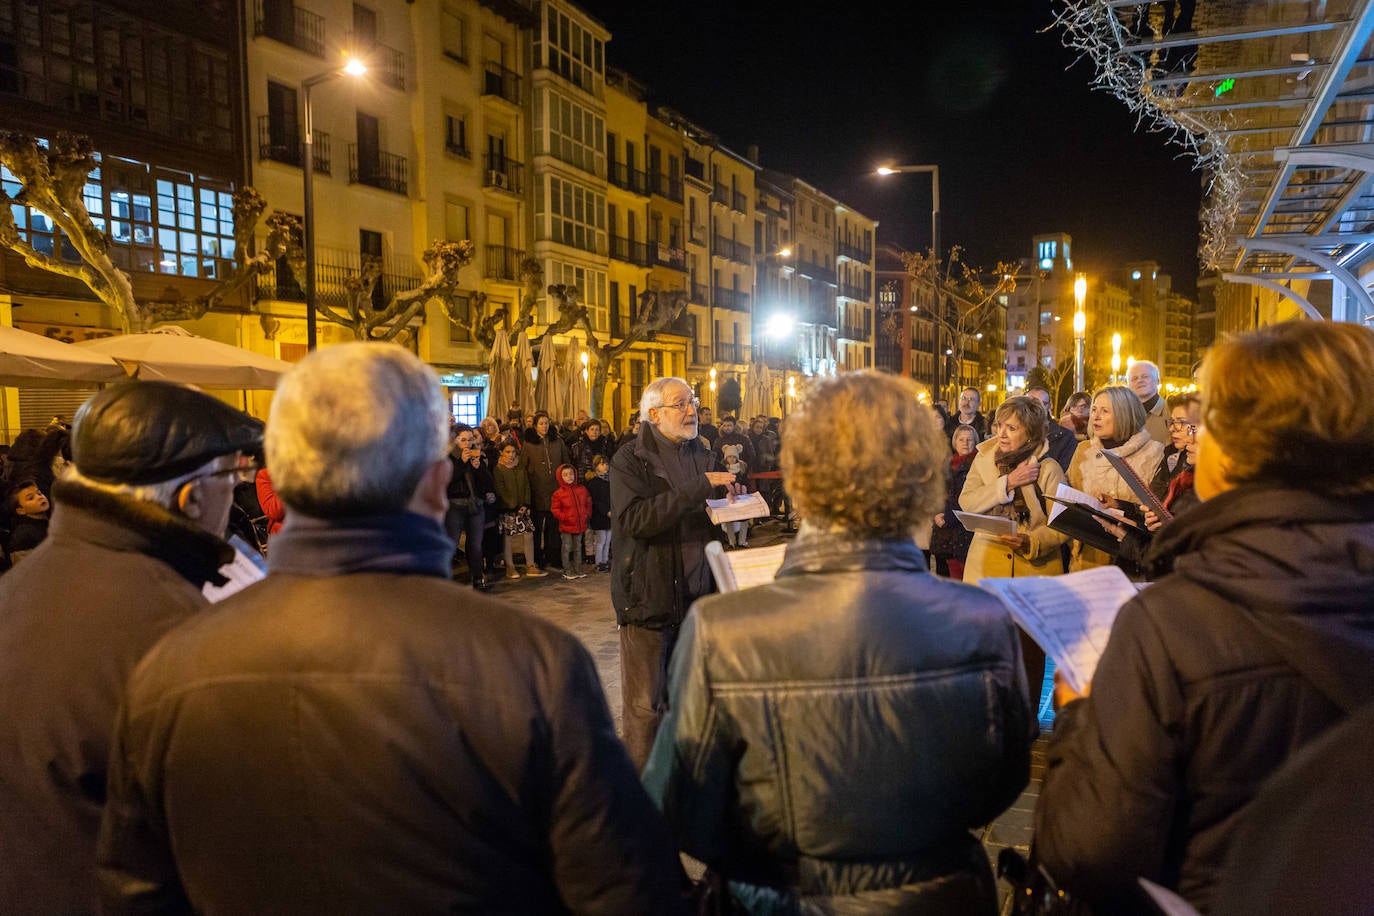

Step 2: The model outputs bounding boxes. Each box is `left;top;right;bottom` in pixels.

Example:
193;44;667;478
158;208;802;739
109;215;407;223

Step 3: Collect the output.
577;0;1203;297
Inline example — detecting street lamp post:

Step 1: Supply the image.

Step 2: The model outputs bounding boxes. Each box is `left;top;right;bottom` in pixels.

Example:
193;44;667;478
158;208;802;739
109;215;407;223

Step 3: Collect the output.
766;312;795;416
302;59;367;350
1110;332;1122;384
1073;274;1087;394
877;163;941;394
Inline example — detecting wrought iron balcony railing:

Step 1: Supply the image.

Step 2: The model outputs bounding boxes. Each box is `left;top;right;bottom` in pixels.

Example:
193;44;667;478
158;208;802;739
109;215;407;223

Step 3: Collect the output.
256;116;330;174
485;245;524;281
348;145;408;195
608;161;648;196
482;153;523;194
836;239;872;262
482;60;521;106
713;287;750;312
254;0;326;57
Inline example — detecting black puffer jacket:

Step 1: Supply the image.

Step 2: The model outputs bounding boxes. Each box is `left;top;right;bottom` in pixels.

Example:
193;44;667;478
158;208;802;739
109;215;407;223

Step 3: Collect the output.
1035;486;1374;914
643;534;1036;915
610;424;721;630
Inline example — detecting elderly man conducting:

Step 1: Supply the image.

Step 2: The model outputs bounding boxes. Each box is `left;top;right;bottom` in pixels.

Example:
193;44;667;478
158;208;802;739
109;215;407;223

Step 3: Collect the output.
97;344;685;914
611;376;738;768
0;382;262;914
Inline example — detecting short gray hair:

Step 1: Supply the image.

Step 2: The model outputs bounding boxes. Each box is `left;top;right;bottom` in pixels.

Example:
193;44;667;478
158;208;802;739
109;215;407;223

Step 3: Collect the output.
266;343;448;517
639;376;691;423
1131;360;1160;382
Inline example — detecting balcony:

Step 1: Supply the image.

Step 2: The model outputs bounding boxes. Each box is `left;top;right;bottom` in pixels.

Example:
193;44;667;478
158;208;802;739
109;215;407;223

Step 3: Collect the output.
836;239;872;262
690;281;709;304
712;235;751;265
714;342;746;364
732;189;748;213
838;322;872;342
692;344;712;365
711;183;731;207
485;245;524;282
688;222;707;245
256;259;422;308
713;287;750;312
254;0;326;58
608;161;648;196
648;171;684;203
652;243;686;271
483;154;523;194
347;34;406;91
348;146;407;195
609;235;651;267
482;61;521;106
838;282;869;301
798;260;836;285
256;116;330;174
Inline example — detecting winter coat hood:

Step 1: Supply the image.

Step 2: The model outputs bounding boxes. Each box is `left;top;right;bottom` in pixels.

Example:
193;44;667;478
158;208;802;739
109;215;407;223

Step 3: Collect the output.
1147;485;1374;712
555;463;580;489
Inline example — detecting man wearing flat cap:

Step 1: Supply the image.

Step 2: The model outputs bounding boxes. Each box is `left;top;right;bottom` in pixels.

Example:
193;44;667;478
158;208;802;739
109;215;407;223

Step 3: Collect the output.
0;381;262;915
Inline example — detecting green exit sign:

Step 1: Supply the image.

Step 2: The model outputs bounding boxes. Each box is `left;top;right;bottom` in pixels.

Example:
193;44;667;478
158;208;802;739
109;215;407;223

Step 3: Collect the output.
1215;78;1236;97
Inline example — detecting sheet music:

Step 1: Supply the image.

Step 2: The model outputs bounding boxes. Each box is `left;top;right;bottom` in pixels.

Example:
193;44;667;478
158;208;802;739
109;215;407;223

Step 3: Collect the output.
952;510;1017;537
979;566;1141;693
705;541;787;593
705;492;771;524
1047;482;1104;524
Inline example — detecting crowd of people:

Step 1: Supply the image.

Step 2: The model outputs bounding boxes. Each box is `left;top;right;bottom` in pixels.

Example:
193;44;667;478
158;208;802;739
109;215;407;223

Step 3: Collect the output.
0;319;1371;915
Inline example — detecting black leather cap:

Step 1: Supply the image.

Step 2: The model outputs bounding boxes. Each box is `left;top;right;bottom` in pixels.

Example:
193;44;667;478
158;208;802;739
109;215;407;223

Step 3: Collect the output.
72;381;264;485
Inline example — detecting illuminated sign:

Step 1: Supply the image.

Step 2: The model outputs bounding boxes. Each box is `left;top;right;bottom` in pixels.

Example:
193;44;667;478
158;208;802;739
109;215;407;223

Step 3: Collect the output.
1215;78;1235;97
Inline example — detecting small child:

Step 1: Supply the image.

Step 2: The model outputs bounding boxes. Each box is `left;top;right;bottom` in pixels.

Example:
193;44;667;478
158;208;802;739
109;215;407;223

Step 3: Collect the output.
549;463;591;580
4;478;50;565
586;455;612;571
719;443;750;549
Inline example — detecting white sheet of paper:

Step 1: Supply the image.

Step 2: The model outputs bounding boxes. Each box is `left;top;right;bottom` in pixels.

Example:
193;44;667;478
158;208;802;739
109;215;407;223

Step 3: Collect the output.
202;536;268;603
1137;879;1202;916
1048;481;1105;523
979;566;1141;693
705;491;770;524
953;510;1017;537
704;541;787;593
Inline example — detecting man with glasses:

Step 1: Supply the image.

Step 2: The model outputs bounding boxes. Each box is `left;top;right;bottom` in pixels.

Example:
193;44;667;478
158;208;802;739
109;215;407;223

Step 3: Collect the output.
611;376;739;767
0;381;262;914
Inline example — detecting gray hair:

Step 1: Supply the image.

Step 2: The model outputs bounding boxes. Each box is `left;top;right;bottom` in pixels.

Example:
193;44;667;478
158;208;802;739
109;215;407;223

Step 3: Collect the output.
1131;360;1160;382
63;456;224;511
639;376;691;423
266;343;448;518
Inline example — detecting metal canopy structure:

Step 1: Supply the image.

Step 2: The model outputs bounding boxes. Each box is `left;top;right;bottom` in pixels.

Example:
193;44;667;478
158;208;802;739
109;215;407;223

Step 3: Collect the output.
1056;0;1374;322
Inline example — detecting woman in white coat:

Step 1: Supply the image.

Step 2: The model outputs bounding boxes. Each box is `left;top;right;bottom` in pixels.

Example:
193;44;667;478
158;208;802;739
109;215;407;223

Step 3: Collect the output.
960;395;1067;703
960;396;1068;585
1066;385;1166;572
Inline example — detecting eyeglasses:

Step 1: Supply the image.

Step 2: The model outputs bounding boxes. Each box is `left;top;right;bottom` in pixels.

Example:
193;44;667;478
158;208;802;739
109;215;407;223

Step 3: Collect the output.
661;397;700;413
195;458;260;485
1166;420;1198;436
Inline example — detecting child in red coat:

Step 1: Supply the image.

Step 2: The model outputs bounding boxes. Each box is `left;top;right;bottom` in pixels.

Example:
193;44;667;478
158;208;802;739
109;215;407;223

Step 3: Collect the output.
549;464;591;579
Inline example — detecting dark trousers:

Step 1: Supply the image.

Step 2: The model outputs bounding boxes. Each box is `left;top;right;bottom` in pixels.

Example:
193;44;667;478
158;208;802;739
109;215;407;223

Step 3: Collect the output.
619;623;679;771
532;508;561;569
445;504;485;585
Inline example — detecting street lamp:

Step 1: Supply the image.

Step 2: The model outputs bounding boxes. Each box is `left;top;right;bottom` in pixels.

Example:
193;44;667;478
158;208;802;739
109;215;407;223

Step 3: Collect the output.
767;313;796;416
579;350;590;407
302;58;367;350
1072;274;1087;393
1110;332;1122;384
877;163;941;393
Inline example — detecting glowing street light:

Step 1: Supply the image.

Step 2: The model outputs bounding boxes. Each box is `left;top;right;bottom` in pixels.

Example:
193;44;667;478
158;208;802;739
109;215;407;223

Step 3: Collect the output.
302;57;368;350
1110;332;1122;384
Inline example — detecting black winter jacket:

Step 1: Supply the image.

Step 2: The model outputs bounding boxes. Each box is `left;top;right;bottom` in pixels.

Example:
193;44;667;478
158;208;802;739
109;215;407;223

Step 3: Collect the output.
610;424;722;630
522;433;568;511
1035;486;1374;914
643;534;1036;915
97;513;686;915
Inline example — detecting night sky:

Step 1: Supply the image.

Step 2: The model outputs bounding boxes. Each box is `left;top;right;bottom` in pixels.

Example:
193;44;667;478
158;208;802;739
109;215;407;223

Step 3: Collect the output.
578;0;1203;297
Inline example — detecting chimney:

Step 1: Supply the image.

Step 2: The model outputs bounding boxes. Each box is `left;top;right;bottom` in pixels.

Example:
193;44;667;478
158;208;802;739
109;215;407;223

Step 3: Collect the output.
747;144;760;164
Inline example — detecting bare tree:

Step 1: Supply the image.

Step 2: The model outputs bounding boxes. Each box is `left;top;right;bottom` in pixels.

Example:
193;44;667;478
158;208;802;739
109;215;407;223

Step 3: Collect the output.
897;244;1017;401
0;131;294;332
541;284;689;418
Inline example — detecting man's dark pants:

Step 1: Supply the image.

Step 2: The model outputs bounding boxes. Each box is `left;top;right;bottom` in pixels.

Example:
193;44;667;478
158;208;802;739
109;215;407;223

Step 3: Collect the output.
445;504;485;585
532;509;561;569
619;622;679;770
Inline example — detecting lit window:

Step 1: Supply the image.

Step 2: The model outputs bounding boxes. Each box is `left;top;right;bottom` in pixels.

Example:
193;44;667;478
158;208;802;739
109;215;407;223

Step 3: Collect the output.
1131;270;1142;280
1040;257;1053;270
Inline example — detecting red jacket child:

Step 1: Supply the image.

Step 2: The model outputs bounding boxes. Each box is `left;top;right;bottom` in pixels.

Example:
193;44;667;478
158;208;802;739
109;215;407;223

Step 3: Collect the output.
549;463;592;534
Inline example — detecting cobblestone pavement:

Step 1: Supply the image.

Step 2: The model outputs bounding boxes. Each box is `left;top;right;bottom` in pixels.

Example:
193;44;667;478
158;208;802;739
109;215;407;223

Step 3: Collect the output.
472;518;1045;907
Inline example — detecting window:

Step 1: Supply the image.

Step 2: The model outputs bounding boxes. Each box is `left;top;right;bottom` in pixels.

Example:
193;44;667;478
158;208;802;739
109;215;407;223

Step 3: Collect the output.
536;174;606;255
537;8;603;93
445;199;470;241
534;89;605;175
450;389;482;425
548;260;607;331
444;111;468;157
1016;334;1027;349
440;6;466;63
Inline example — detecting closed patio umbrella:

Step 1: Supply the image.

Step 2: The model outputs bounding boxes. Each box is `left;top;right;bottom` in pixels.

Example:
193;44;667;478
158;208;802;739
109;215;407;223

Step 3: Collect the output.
513;332;534;415
76;327;292;389
0;325;126;387
486;334;515;421
534;336;564;420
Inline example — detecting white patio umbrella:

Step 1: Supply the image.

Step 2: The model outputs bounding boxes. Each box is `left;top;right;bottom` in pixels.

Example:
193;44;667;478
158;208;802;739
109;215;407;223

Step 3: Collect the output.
0;325;126;388
76;327;292;389
534;336;564;420
485;333;515;421
563;336;589;420
512;332;534;415
743;361;772;420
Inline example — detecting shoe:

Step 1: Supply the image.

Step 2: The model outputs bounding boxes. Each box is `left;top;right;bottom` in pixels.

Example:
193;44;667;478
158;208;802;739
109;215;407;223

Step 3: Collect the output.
574;571;588;579
505;567;521;580
524;566;548;578
739;542;749;549
597;563;610;572
473;580;493;593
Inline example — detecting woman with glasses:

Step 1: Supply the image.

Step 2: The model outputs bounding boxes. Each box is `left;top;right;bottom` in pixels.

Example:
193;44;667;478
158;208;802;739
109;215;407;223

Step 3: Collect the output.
1033;320;1374;915
1149;393;1203;517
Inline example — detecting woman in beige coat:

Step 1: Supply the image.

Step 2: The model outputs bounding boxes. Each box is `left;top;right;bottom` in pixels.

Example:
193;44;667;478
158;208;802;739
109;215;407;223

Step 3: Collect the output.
1066;385;1165;572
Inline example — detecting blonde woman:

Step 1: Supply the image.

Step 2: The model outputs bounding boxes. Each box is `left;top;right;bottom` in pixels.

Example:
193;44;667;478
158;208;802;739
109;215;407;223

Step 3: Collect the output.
1066;385;1164;572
